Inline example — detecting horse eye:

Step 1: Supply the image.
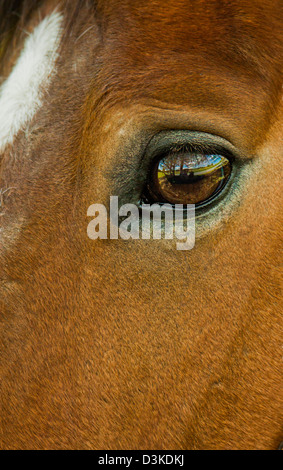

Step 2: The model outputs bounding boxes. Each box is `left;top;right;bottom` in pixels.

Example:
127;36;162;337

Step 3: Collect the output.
142;152;232;208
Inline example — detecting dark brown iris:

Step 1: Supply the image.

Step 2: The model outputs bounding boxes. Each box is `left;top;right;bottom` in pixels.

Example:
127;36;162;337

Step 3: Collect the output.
144;153;232;207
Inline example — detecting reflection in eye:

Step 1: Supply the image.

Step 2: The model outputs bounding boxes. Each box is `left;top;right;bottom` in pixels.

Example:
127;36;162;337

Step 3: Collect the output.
143;152;232;208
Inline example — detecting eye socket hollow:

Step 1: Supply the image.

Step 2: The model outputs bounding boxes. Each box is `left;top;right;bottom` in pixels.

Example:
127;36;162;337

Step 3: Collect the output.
142;152;232;208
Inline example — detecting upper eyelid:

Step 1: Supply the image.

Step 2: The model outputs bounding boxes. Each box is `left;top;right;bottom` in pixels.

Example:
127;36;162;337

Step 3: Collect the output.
156;143;235;160
141;130;246;167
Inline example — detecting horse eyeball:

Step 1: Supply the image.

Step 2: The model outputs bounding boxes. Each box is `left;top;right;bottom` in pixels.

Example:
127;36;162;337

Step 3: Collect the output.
143;153;232;208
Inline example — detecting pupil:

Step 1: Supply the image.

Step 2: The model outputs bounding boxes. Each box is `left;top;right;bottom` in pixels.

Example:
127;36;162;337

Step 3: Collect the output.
146;153;231;206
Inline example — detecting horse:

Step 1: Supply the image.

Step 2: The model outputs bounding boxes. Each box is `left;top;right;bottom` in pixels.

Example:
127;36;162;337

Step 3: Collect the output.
0;0;282;450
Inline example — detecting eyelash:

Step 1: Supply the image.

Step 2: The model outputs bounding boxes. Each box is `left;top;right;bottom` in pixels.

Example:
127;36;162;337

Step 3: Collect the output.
154;143;235;159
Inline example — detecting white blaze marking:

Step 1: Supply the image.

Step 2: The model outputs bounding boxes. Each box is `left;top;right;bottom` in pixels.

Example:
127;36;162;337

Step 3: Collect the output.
0;12;63;153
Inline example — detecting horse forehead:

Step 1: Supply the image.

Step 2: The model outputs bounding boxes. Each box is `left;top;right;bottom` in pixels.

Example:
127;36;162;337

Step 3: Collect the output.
102;5;278;72
96;0;280;81
77;0;281;152
0;0;281;156
98;0;280;54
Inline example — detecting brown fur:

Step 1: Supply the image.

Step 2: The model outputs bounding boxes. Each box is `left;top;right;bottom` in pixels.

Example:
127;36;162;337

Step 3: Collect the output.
0;0;282;450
